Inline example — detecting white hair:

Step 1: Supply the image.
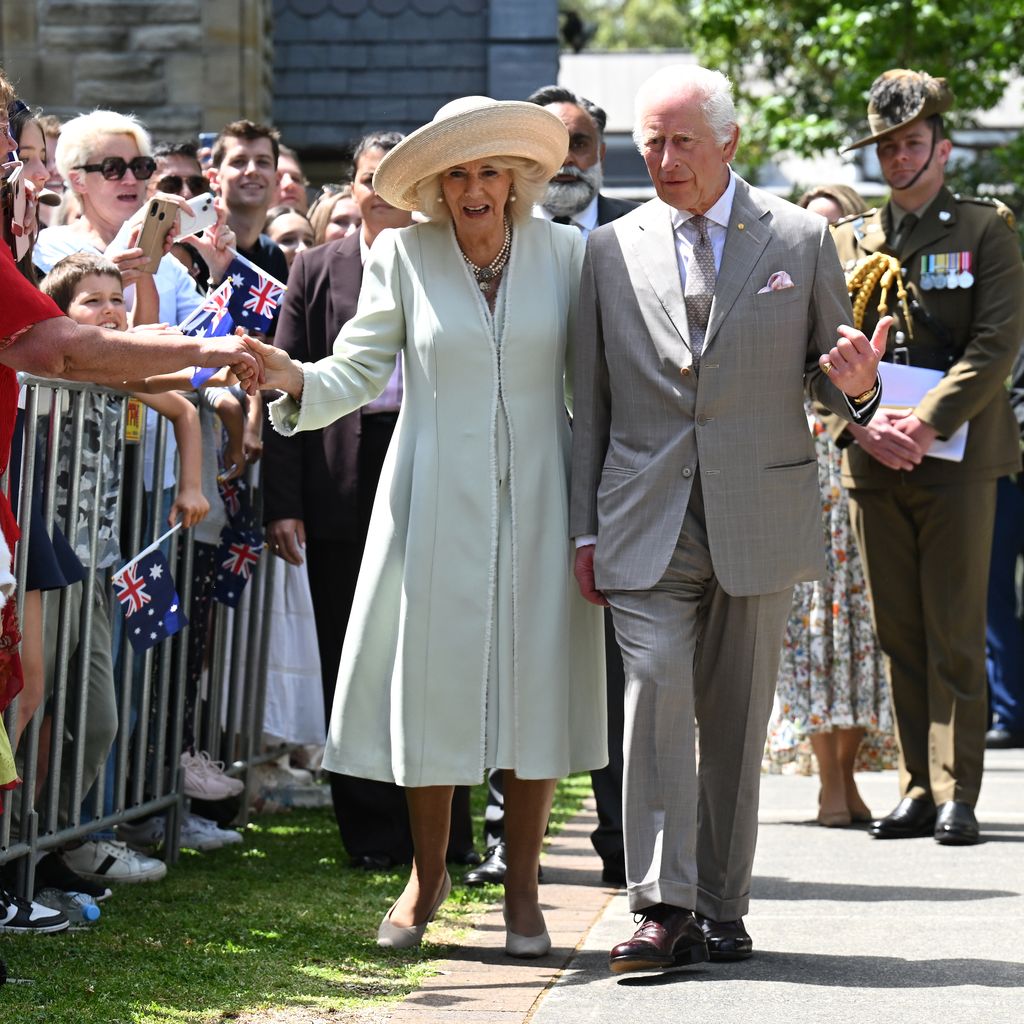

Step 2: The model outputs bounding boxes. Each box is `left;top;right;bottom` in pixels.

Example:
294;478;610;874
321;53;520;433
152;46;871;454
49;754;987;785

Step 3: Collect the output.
632;65;737;150
55;109;152;181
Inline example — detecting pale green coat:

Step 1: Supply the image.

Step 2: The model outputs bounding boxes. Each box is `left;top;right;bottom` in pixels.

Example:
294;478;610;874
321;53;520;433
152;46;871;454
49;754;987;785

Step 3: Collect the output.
270;218;607;786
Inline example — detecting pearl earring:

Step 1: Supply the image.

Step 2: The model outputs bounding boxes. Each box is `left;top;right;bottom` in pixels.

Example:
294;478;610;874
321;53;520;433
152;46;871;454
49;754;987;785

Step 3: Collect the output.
436;195;444;203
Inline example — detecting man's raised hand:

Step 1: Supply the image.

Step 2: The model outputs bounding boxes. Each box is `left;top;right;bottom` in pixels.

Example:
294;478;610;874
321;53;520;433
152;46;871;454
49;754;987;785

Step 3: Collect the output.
819;314;892;398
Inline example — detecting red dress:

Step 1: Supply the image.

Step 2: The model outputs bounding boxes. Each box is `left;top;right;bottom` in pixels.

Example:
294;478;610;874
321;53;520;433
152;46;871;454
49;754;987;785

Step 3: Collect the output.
0;241;63;720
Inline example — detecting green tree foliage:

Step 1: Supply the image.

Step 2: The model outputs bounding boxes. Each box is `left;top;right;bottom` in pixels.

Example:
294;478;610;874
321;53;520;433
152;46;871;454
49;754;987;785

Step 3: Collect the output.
563;1;1024;163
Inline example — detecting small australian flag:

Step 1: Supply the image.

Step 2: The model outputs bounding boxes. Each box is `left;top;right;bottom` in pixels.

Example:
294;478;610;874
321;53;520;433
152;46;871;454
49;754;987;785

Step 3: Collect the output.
113;548;188;653
212;527;264;607
225;255;285;334
177;251;286;387
216;473;258;531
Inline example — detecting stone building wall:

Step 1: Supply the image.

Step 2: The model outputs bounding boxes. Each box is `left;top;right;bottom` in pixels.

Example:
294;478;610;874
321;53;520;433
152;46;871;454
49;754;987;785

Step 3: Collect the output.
0;0;273;141
1;0;558;173
272;0;559;174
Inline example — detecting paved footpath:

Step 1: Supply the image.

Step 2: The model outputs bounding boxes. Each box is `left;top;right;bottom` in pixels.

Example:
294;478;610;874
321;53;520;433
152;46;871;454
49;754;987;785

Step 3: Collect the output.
384;749;1024;1024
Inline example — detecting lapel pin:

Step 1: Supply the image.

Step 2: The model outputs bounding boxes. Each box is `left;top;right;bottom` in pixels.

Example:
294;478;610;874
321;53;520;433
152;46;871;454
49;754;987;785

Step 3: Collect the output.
737;223;745;230
938;210;951;222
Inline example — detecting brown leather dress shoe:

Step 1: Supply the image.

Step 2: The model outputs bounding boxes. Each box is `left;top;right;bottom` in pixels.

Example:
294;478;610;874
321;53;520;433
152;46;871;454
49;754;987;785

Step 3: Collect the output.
608;904;709;974
696;915;753;961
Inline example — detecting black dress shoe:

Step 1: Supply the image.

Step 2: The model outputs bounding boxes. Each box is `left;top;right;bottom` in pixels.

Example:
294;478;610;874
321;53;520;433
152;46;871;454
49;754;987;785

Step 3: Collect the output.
934;801;980;845
986;726;1024;749
696;915;753;961
462;843;543;886
609;904;709;974
463;843;507;885
350;853;393;870
870;797;936;839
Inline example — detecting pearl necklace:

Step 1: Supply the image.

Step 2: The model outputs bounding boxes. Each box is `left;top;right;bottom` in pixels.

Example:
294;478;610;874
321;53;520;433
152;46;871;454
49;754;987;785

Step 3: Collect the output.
460;219;512;293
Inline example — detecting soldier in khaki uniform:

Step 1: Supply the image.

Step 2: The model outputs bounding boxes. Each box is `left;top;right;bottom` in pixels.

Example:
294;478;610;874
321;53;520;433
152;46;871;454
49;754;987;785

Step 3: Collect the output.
826;70;1024;844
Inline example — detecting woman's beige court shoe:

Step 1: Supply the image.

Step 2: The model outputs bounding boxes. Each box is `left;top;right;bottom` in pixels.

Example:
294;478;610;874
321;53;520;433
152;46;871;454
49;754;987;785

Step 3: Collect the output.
377;873;452;949
503;904;551;958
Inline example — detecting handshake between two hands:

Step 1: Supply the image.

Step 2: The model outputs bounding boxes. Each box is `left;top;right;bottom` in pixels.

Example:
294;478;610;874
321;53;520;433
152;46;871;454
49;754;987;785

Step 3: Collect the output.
203;329;300;398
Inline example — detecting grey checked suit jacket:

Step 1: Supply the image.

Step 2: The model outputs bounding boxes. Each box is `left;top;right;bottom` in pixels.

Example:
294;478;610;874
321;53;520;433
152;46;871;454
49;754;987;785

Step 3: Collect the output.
569;176;861;598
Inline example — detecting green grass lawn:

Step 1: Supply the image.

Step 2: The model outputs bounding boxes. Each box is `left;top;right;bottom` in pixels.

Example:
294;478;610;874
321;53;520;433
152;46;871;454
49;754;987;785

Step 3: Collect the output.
0;774;591;1023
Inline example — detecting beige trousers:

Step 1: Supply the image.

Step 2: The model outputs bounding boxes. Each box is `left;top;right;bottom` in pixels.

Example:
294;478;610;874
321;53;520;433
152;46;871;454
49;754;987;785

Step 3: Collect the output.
607;477;792;919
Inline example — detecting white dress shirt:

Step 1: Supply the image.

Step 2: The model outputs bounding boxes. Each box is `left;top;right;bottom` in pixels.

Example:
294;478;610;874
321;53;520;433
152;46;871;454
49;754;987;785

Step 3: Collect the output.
535;194;600;242
670;171;737;288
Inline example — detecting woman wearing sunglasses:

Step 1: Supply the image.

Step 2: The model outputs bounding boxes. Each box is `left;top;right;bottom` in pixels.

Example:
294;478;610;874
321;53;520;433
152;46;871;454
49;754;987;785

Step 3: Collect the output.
33;110;233;317
31;111;240;599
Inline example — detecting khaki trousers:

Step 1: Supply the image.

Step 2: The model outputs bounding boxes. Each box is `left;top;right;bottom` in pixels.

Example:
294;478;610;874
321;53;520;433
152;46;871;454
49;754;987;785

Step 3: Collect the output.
849;479;994;806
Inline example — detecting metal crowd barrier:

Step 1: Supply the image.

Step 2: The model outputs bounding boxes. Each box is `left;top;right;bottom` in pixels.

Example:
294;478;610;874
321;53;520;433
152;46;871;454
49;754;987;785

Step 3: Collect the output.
0;377;278;895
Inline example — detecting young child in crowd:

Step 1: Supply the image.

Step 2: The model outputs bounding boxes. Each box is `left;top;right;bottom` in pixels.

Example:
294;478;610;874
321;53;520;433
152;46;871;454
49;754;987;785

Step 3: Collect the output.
30;252;208;891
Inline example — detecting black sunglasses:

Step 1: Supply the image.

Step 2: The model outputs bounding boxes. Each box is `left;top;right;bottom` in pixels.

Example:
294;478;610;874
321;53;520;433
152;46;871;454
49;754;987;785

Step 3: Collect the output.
74;155;158;181
156;173;210;195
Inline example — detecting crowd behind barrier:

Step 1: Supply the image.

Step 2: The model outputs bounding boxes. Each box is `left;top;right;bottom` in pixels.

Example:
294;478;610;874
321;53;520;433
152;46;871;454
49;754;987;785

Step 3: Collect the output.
0;376;280;897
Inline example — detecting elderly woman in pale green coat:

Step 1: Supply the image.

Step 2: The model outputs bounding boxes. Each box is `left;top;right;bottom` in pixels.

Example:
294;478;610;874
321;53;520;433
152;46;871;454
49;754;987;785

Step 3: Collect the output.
253;97;606;959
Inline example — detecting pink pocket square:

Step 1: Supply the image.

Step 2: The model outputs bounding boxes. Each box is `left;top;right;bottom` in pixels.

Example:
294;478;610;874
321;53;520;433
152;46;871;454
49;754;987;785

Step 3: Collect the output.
757;271;795;293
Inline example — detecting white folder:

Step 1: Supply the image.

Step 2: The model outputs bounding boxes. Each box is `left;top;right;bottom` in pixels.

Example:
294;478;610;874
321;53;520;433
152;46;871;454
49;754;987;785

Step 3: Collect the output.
877;362;967;462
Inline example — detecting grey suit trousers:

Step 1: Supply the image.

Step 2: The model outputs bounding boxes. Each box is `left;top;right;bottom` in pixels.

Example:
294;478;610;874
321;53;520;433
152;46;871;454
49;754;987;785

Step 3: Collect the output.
607;476;792;919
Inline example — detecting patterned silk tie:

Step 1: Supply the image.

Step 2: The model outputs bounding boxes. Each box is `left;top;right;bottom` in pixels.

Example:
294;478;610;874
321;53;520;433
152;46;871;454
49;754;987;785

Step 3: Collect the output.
683;214;716;365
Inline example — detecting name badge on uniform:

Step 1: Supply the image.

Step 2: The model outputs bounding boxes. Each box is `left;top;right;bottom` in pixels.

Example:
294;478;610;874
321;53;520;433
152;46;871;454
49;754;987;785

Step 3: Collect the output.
919;251;973;290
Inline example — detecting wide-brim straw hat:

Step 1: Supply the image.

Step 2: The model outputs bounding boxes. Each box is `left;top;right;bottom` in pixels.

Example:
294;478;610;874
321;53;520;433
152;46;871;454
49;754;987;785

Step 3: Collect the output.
843;69;954;152
372;96;569;211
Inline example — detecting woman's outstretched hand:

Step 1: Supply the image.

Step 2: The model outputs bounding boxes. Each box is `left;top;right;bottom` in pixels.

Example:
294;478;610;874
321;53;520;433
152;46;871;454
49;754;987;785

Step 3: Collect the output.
238;331;304;399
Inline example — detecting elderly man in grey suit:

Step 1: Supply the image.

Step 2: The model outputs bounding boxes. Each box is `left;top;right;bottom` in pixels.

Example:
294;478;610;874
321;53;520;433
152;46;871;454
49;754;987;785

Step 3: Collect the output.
570;64;888;975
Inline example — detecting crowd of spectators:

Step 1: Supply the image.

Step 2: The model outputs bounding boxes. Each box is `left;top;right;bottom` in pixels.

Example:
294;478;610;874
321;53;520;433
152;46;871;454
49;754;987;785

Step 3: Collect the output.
0;81;365;934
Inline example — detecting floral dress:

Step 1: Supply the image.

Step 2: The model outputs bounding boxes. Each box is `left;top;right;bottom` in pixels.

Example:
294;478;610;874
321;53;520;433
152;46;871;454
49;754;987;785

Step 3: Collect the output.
764;404;898;774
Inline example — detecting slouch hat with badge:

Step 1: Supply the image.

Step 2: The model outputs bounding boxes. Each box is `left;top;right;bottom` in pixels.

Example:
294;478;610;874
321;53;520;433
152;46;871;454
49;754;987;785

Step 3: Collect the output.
843;68;954;152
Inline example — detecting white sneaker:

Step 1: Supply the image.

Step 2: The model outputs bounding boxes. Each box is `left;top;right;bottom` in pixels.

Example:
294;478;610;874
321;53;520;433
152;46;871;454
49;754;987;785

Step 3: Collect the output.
181;751;245;800
181;813;243;851
63;840;168;884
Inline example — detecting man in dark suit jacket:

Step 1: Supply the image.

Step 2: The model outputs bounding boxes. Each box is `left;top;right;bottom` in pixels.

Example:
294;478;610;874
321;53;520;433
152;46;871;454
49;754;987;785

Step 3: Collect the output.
465;86;637;889
262;132;476;868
